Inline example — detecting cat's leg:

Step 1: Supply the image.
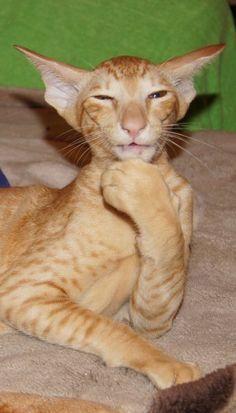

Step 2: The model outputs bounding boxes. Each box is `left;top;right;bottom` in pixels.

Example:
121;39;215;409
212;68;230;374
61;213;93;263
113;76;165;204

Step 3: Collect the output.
79;254;140;317
167;175;193;267
0;391;120;413
0;321;14;335
155;152;193;266
101;159;190;337
0;286;199;388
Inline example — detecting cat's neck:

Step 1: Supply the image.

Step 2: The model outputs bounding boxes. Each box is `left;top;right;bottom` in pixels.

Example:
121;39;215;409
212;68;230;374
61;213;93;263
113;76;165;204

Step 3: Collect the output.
72;157;113;196
66;151;169;204
74;151;168;189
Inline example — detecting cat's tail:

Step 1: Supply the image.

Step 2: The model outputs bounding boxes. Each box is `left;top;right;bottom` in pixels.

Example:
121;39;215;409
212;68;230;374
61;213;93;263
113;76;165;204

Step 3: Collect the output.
150;363;236;413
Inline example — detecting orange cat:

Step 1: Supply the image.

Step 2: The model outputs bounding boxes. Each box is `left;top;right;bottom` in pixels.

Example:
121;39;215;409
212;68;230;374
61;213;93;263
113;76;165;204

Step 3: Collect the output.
0;44;224;390
0;391;120;413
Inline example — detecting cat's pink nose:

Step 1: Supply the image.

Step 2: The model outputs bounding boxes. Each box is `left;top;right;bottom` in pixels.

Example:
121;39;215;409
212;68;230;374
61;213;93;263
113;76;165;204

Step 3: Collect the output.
121;103;147;139
122;125;145;139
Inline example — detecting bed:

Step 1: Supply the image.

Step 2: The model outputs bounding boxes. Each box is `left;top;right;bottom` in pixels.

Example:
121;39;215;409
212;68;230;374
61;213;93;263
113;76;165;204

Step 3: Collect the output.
0;87;235;412
0;0;235;410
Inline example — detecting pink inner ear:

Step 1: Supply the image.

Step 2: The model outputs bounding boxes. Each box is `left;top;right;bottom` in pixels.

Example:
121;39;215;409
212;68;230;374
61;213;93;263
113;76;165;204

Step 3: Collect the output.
15;45;91;117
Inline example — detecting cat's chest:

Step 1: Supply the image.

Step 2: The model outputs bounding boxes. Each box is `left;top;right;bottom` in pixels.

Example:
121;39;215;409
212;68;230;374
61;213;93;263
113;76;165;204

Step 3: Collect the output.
67;201;137;262
55;202;138;297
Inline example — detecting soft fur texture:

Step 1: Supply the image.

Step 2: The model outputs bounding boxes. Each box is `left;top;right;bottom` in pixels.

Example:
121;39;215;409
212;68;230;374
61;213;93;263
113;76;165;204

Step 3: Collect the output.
0;392;120;413
0;45;227;409
0;364;235;412
0;88;235;413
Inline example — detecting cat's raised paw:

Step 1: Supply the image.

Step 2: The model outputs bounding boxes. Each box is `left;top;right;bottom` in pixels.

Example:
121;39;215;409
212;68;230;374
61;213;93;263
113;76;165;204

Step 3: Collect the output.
101;159;164;217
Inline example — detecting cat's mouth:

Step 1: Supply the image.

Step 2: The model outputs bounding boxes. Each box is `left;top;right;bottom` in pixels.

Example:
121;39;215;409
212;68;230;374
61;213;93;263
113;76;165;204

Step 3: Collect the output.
119;143;152;150
113;143;156;161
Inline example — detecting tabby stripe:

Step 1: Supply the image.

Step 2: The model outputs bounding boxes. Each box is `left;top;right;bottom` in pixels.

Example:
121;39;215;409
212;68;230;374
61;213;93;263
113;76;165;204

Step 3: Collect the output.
32;281;66;295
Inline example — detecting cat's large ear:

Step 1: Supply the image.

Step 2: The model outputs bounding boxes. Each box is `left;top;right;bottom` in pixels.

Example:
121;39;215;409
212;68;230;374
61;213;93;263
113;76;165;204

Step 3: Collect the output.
160;44;225;119
15;46;89;117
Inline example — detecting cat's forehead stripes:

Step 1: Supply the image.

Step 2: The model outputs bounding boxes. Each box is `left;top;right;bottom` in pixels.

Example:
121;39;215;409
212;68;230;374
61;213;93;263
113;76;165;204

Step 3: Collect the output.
95;57;173;97
97;56;151;80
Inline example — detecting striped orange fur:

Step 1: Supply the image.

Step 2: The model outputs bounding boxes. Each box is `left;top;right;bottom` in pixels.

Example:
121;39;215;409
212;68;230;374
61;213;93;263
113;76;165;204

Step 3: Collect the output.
0;391;121;413
0;44;224;389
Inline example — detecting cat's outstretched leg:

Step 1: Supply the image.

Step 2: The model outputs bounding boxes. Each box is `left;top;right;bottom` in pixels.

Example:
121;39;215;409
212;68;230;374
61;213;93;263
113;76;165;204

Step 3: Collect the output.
101;159;189;337
0;289;199;388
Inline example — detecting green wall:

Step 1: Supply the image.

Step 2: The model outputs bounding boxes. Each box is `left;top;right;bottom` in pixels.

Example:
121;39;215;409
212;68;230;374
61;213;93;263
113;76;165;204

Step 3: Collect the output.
0;0;235;130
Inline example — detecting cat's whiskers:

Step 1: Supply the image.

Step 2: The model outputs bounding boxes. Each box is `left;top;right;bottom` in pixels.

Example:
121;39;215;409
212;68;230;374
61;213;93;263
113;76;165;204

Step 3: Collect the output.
57;123;124;164
61;129;108;149
162;134;214;175
54;128;79;140
165;132;222;152
58;122;219;167
163;138;178;158
74;133;113;164
61;138;89;157
60;136;85;151
161;126;224;152
63;135;105;159
61;128;107;147
76;145;91;165
163;122;193;128
55;124;108;141
62;141;88;159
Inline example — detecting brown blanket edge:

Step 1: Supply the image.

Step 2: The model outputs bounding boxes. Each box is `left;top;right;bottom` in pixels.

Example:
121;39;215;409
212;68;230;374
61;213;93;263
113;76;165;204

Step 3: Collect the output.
1;364;235;413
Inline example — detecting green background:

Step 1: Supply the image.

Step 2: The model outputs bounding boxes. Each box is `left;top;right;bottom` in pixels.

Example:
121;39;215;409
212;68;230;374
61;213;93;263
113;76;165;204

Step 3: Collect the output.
0;0;235;130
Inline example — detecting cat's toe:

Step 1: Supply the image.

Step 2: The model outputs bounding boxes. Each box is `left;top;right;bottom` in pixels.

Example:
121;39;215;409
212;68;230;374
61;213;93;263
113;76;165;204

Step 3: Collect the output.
174;361;201;385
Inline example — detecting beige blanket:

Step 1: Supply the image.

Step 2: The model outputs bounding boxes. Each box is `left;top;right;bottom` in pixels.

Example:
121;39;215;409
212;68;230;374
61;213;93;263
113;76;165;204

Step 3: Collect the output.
0;88;235;412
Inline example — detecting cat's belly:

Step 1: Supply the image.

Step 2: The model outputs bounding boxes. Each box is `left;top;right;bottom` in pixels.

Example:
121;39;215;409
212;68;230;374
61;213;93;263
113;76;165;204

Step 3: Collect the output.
67;200;137;264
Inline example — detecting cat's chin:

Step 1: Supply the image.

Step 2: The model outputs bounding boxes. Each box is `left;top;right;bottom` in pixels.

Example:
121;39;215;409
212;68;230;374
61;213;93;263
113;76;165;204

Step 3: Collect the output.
112;144;156;162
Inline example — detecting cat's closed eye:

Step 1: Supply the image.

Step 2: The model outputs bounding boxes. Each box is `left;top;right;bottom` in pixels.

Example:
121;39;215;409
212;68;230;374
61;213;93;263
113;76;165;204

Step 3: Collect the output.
93;95;114;101
148;90;168;99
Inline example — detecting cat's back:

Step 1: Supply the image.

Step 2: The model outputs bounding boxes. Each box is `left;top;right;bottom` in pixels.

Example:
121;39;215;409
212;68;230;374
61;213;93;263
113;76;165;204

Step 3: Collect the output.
0;184;60;265
0;175;137;274
0;184;57;226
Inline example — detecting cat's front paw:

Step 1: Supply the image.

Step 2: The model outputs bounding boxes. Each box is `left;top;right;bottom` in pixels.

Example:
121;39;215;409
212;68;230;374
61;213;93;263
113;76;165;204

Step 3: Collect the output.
149;359;201;389
101;159;167;217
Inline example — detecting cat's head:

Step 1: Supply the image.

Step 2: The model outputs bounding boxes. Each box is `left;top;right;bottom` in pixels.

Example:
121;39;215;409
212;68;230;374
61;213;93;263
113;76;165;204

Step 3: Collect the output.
16;44;224;162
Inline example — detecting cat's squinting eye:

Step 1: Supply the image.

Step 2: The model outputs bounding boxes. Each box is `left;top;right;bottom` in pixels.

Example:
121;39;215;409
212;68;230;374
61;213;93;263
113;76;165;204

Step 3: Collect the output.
148;91;168;99
93;95;114;101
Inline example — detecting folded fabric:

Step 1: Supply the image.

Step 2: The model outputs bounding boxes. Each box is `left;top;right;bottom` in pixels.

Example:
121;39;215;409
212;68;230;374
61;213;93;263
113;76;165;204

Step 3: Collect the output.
0;169;10;187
